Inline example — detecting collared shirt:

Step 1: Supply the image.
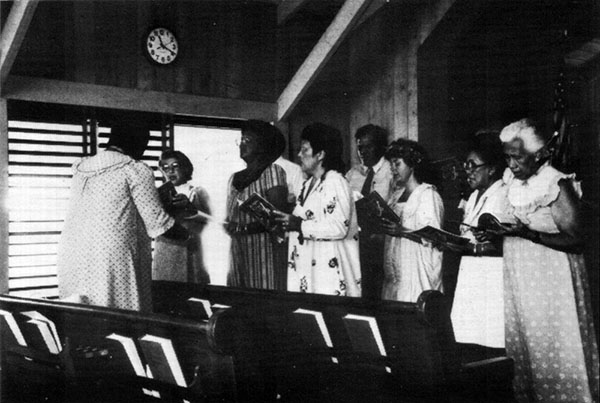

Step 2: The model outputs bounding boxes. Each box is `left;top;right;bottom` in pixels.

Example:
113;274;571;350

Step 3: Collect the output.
345;157;394;202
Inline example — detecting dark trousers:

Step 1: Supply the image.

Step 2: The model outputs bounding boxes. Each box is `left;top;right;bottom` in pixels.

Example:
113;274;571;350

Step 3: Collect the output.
359;233;385;300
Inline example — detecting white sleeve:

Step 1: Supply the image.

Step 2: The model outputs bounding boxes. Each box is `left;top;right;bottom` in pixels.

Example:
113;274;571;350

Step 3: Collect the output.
301;174;353;240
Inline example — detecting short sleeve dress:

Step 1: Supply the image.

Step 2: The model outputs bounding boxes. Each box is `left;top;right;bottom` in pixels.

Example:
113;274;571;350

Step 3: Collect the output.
451;179;510;348
382;183;444;302
502;163;599;402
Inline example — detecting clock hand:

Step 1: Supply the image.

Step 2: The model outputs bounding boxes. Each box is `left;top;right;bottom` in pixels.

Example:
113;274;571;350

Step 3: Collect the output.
157;36;176;56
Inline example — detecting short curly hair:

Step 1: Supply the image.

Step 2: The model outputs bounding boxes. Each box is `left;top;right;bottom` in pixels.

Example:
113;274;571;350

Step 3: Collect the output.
385;139;431;183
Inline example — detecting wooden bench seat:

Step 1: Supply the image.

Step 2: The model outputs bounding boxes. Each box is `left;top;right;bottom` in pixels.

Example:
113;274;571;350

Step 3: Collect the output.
0;294;263;403
153;281;515;403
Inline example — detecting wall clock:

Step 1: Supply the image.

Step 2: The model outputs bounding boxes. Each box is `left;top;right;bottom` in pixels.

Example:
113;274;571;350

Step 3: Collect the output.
145;27;179;65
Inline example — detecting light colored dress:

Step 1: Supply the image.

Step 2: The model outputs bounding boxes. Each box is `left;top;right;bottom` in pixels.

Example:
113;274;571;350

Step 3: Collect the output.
451;179;510;348
382;183;444;302
226;164;288;290
58;150;174;312
152;184;211;284
287;171;361;297
503;163;599;403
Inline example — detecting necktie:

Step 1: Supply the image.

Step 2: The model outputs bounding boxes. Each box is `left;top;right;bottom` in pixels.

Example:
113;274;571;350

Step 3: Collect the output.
361;167;374;196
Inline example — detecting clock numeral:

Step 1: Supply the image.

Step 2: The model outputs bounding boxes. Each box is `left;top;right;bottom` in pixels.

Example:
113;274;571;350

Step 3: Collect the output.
161;56;165;63
151;50;155;56
149;35;155;41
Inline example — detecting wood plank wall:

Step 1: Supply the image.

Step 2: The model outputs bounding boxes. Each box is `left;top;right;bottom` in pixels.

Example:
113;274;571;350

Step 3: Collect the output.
12;1;278;103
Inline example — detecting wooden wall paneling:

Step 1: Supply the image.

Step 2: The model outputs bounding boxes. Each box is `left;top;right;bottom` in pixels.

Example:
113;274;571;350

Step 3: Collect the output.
174;2;191;94
392;29;409;141
71;2;95;84
223;6;243;99
189;3;211;96
116;1;139;90
93;2;118;86
136;2;153;91
0;99;8;293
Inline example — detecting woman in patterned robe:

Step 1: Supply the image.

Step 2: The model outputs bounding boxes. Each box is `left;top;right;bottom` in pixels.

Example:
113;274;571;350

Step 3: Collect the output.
58;123;185;312
498;118;598;403
225;120;289;290
274;123;361;297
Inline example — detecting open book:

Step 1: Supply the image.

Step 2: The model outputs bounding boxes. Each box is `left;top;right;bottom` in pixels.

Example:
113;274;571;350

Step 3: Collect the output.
403;226;471;249
477;212;517;232
355;191;400;234
138;334;187;388
239;193;285;243
186;297;213;320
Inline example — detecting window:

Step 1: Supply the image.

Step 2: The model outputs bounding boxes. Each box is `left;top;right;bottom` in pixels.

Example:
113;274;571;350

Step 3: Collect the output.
7;109;169;299
172;124;243;285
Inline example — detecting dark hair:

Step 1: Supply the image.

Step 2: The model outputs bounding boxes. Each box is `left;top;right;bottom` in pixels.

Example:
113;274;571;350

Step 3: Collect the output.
471;129;506;182
107;123;150;159
159;150;194;182
355;124;388;152
241;119;285;162
385;139;432;183
301;123;345;174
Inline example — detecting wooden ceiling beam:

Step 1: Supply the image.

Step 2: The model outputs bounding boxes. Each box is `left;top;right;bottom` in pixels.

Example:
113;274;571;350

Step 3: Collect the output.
0;0;39;88
277;0;372;122
2;75;276;122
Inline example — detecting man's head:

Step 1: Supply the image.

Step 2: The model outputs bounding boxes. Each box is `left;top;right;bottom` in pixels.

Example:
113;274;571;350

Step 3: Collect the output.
355;124;388;168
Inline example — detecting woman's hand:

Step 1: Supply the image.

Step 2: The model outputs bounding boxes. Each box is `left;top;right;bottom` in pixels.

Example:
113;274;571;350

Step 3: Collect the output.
272;210;303;232
380;217;405;237
472;228;496;243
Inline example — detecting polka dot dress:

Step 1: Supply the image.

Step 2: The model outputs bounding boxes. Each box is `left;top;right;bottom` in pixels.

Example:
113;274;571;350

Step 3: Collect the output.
57;151;174;312
503;164;599;402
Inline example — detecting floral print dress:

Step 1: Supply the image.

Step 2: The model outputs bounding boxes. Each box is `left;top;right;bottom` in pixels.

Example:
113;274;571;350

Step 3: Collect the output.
287;171;361;297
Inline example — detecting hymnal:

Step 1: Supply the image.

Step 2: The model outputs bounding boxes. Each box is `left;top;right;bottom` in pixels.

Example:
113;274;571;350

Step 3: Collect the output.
293;308;337;363
342;313;391;373
239;193;285;244
0;309;27;347
355;191;400;234
239;193;278;222
186;297;213;319
20;311;61;353
139;334;187;387
477;212;517;232
105;333;158;397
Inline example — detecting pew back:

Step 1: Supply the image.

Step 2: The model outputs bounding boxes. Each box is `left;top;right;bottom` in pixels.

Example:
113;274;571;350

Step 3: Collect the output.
153;282;474;401
0;295;241;403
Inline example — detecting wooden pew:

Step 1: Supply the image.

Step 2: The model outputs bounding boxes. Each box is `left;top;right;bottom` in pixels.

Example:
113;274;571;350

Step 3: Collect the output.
153;281;515;402
0;294;268;403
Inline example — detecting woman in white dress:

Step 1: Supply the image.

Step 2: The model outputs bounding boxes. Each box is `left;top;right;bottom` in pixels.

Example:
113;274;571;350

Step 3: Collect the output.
380;139;444;302
273;123;361;297
153;150;212;284
451;132;511;349
498;118;598;402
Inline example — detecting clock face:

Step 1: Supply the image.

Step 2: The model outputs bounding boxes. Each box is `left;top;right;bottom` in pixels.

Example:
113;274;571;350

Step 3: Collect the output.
146;27;179;65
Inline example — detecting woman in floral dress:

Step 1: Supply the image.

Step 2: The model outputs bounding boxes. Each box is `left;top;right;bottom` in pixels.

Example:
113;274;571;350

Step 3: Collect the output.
274;123;361;297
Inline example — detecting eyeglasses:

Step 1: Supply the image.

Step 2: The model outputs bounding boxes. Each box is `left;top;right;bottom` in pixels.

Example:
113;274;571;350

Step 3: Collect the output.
462;161;487;171
160;162;181;171
235;136;254;146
